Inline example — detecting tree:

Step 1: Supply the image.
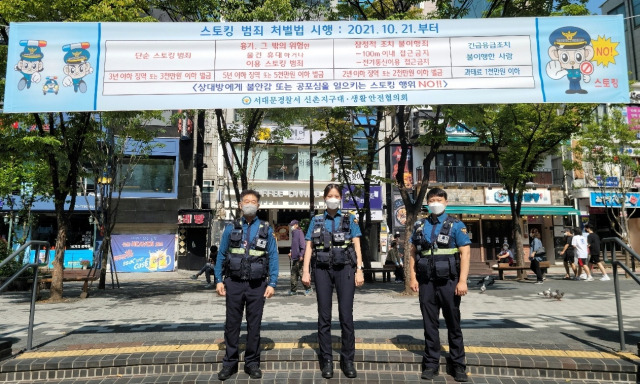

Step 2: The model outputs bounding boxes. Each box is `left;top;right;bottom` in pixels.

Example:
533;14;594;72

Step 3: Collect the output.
81;112;163;289
451;104;595;274
570;105;640;266
0;0;156;301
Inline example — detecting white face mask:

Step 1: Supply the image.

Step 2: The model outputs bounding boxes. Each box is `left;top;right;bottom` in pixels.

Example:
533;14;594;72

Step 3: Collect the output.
325;198;341;210
241;204;258;216
428;202;445;215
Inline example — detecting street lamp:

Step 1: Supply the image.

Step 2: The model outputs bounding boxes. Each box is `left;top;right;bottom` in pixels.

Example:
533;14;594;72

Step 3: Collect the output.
3;213;20;249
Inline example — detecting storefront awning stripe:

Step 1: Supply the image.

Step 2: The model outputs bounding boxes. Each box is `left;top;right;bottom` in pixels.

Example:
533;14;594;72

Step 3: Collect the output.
433;205;579;215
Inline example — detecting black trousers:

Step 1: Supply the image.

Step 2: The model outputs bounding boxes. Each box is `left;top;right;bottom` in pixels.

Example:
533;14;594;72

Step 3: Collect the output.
313;264;356;363
222;277;267;368
530;257;544;281
418;278;465;371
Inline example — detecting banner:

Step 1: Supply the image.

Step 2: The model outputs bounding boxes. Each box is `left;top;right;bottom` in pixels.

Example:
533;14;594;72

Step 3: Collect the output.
111;234;175;272
3;16;628;112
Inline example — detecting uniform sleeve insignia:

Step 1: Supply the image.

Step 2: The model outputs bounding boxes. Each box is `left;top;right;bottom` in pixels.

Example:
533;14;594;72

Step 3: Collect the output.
460;227;467;234
353;217;358;224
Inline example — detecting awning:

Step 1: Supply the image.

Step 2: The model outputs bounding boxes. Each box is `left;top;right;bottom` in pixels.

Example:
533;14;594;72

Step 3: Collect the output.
429;205;579;216
447;136;478;143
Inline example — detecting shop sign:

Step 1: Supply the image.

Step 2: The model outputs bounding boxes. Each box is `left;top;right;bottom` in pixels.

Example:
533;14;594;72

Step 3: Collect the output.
111;234;176;272
342;185;383;210
178;209;211;227
590;192;640;208
485;188;551;205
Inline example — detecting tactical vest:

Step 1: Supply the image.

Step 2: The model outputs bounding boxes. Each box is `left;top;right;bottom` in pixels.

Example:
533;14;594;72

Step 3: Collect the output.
311;213;356;269
223;219;270;281
412;215;460;282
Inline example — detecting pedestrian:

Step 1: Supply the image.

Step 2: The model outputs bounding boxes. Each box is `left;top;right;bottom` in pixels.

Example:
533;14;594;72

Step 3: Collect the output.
528;228;545;284
584;223;609;280
190;245;217;288
492;242;514;267
385;240;404;282
301;183;364;379
572;227;592;281
409;187;470;382
288;219;312;296
213;190;279;381
558;228;577;280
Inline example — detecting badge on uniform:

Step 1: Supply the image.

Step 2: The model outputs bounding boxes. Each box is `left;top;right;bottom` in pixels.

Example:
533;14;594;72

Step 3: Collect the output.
461;228;467;234
437;234;450;244
256;238;267;249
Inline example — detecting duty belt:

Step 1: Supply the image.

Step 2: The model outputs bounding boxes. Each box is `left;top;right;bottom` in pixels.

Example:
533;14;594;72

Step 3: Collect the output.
420;248;459;257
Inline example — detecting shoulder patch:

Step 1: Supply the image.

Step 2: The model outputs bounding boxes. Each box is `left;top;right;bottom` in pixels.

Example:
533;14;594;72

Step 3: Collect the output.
460;227;467;234
353;217;358;224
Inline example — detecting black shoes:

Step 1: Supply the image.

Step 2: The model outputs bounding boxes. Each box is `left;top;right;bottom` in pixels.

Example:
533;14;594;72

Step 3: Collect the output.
217;364;238;381
447;365;468;382
244;364;262;379
421;367;439;380
321;359;333;379
340;360;357;378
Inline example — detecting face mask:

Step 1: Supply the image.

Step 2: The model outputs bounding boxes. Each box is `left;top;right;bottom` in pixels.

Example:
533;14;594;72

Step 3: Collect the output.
325;198;341;210
241;204;258;216
503;247;509;251
428;202;445;215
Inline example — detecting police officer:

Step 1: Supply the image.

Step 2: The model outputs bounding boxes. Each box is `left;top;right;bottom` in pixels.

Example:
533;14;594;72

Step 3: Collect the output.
409;187;470;382
302;183;364;379
214;190;279;381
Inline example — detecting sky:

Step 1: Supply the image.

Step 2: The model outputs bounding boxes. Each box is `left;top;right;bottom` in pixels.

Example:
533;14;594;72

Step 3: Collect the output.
587;0;604;14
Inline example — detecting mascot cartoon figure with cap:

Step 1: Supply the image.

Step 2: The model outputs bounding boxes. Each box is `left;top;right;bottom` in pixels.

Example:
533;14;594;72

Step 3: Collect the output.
546;26;595;94
62;42;94;93
15;40;47;91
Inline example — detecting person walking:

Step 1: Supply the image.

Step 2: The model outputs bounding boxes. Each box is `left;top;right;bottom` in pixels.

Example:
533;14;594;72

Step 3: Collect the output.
584;223;610;281
288;219;312;296
214;190;279;381
409;187;471;382
385;240;404;282
558;228;577;280
572;227;593;281
301;183;364;379
190;245;217;288
528;228;545;284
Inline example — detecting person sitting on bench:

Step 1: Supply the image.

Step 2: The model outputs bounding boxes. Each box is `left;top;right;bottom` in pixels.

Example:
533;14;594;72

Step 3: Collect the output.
492;243;514;268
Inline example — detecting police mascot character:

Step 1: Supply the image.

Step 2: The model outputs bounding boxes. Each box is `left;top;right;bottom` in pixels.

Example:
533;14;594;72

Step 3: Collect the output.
62;42;94;93
546;26;594;94
15;40;46;90
214;190;279;381
301;183;364;379
409;187;471;382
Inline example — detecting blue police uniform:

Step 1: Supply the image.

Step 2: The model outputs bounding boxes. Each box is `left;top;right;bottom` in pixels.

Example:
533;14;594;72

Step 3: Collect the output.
548;27;591;94
410;213;471;372
214;217;279;370
305;209;361;365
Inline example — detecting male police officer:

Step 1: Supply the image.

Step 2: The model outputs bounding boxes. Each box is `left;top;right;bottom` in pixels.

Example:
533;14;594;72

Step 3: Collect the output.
214;190;279;381
409;187;471;382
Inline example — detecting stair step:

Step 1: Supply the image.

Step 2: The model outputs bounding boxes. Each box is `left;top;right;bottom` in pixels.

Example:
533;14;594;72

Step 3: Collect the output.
0;342;636;383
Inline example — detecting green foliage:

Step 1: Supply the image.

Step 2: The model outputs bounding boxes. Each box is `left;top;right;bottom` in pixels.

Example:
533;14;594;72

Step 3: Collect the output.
573;106;640;188
0;240;22;278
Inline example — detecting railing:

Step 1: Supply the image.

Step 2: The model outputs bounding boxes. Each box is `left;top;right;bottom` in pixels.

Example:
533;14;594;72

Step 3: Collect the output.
0;241;51;351
601;237;639;352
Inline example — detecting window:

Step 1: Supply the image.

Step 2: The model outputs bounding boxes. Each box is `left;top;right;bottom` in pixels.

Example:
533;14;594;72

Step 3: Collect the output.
233;145;332;181
435;152;498;183
608;4;626;30
121;157;175;193
634;0;640;28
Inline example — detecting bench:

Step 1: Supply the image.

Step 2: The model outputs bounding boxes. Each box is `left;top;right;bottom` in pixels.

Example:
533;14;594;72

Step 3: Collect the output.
32;268;100;299
363;264;396;282
491;261;550;280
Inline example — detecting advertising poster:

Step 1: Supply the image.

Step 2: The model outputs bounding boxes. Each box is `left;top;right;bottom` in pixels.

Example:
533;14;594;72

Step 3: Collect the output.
3;16;628;113
111;234;175;272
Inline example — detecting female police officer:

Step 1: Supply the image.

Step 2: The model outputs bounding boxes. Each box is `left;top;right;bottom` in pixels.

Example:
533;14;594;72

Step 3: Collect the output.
409;187;470;382
302;183;364;379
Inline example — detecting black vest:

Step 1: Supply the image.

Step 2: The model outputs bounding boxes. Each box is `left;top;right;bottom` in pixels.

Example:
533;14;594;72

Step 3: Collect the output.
311;213;355;268
412;216;460;282
223;219;270;280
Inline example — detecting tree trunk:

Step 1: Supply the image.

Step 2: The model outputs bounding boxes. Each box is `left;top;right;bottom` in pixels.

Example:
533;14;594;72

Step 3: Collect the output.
50;226;67;301
402;209;419;295
511;213;527;280
98;234;112;289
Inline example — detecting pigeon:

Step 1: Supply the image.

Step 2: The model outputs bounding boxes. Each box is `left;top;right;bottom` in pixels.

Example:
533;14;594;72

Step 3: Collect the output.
551;290;564;301
479;284;486;293
537;287;551;297
477;276;496;286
